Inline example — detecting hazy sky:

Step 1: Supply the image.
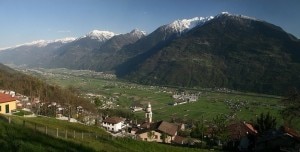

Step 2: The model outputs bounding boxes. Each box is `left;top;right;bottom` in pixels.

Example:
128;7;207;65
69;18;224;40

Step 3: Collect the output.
0;0;299;49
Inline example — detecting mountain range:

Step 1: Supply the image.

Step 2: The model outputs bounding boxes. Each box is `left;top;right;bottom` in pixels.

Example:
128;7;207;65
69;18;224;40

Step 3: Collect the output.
0;12;299;95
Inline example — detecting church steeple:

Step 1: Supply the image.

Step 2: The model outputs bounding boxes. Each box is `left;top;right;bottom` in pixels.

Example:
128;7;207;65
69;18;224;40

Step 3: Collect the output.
145;102;152;123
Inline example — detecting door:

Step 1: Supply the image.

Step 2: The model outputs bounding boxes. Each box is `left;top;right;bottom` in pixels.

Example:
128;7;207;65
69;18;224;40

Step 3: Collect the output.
5;104;9;113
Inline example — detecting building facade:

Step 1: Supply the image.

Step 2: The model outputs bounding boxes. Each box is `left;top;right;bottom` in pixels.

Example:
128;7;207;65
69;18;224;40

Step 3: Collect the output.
102;116;125;132
0;93;17;114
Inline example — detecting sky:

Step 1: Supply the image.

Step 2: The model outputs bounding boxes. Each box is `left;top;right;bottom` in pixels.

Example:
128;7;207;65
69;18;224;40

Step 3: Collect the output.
0;0;300;49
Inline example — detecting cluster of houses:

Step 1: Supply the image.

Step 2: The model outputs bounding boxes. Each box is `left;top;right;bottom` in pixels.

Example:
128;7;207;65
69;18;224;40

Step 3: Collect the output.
0;90;87;123
171;92;199;106
86;93;119;109
0;90;39;114
102;102;200;145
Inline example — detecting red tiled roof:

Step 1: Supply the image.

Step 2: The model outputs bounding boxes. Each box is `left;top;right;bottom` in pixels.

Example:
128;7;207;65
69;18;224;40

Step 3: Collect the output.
227;122;258;140
283;126;300;140
103;117;125;124
245;122;258;134
0;93;16;103
157;121;178;136
137;121;178;136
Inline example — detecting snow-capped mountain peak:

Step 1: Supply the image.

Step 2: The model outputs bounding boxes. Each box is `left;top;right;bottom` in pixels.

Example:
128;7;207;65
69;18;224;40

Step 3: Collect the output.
85;30;115;41
166;16;214;33
129;29;146;38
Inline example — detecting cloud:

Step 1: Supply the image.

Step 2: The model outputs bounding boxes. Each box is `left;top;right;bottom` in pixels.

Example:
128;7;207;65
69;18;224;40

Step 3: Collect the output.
57;30;71;33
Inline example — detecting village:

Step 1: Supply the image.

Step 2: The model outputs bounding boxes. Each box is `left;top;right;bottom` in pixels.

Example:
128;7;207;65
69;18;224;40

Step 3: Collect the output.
0;89;198;145
1;88;299;151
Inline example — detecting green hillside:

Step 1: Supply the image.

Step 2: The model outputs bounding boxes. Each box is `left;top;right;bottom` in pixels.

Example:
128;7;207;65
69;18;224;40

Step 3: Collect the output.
0;115;208;152
0;63;94;111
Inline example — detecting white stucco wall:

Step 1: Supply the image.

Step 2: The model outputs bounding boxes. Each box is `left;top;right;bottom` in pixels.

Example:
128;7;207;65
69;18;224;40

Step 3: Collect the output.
102;121;123;132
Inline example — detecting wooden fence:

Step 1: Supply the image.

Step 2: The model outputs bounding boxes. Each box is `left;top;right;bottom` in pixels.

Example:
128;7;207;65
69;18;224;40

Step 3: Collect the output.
1;115;114;141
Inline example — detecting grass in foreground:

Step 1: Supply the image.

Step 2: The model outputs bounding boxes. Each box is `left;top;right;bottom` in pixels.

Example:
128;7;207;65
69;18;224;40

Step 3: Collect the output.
0;115;210;152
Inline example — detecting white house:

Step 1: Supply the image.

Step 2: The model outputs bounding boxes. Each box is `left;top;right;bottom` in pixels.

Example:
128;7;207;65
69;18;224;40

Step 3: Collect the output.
102;116;126;132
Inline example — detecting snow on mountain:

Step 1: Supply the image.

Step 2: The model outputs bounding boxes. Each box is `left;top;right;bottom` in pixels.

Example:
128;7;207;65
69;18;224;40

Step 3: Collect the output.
54;37;77;43
0;37;77;51
163;12;259;34
85;30;115;41
19;37;77;47
217;12;259;21
21;40;49;47
129;29;146;38
165;16;214;33
0;47;11;51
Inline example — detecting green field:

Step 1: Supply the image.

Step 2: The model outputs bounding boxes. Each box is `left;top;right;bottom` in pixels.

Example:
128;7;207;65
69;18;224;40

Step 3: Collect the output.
20;68;299;130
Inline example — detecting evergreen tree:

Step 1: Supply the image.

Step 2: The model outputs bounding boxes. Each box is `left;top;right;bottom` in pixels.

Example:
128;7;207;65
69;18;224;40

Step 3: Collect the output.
255;112;277;134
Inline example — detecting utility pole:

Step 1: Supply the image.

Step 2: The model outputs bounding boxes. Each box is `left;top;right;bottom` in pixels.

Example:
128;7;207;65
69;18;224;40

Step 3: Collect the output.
201;114;204;146
68;104;71;122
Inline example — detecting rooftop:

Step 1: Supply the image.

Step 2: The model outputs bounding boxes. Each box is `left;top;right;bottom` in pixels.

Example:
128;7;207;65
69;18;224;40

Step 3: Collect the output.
137;121;178;136
0;93;16;103
103;116;125;124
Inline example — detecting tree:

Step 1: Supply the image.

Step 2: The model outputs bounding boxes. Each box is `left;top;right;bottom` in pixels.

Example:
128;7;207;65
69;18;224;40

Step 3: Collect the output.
255;112;277;134
94;97;103;107
210;114;228;146
190;121;204;138
211;114;227;138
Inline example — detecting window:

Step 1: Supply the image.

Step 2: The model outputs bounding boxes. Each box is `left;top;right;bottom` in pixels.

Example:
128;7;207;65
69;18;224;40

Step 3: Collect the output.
144;138;147;141
0;105;1;111
155;135;158;139
5;104;9;113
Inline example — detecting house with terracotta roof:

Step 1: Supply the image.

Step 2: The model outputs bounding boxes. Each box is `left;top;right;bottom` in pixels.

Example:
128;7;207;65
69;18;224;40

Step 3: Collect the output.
254;126;300;151
136;121;178;143
225;121;257;151
102;116;126;132
0;93;17;114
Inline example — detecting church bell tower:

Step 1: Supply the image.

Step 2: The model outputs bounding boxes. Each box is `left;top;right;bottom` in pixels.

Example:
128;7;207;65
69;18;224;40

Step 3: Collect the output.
145;102;152;123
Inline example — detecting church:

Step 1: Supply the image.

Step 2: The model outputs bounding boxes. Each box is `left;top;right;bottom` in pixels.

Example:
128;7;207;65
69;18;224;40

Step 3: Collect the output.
134;102;184;144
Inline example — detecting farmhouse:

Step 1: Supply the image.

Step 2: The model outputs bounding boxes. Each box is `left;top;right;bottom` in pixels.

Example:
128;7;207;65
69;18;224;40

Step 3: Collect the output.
102;116;126;132
136;121;178;143
0;93;17;114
